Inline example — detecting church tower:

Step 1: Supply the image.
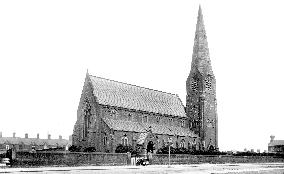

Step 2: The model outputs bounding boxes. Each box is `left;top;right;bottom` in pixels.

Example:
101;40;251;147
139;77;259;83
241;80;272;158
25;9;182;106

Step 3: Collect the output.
186;6;218;150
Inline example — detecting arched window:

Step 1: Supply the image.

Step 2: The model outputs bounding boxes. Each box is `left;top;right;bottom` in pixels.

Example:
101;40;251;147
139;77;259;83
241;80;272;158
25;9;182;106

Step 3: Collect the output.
181;120;185;127
169;118;173;126
180;139;185;148
142;115;148;123
121;136;128;146
128;114;132;121
83;97;92;138
110;109;117;118
156;116;161;123
103;136;108;146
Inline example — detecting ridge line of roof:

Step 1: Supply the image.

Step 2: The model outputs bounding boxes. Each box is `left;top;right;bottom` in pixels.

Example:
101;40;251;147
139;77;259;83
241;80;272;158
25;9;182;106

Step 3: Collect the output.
89;74;181;98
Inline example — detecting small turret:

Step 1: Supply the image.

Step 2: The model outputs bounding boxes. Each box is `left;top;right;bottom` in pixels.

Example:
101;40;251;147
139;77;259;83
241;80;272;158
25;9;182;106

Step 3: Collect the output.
270;135;275;142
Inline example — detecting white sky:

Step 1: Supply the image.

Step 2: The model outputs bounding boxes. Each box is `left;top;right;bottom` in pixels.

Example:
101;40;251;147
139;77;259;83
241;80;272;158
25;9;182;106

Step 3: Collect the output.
0;0;283;152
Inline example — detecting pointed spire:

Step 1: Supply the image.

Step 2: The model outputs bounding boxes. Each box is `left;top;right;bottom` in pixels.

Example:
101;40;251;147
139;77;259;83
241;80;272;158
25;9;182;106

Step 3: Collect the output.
190;5;213;76
197;5;203;26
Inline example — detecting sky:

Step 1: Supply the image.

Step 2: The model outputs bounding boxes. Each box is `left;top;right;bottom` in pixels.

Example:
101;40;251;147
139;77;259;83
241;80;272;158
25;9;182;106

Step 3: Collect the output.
0;0;284;152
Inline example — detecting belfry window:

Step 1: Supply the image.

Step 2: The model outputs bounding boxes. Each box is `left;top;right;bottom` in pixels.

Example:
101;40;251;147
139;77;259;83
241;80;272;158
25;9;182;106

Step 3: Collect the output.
191;76;199;92
205;75;212;91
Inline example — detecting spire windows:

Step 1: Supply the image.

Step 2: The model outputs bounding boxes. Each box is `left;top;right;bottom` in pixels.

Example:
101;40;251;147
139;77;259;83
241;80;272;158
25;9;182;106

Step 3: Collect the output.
191;76;199;92
205;75;213;91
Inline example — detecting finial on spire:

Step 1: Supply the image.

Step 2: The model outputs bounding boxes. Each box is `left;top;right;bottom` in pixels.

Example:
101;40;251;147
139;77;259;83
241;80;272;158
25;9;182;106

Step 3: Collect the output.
197;5;204;26
86;69;90;79
198;4;202;14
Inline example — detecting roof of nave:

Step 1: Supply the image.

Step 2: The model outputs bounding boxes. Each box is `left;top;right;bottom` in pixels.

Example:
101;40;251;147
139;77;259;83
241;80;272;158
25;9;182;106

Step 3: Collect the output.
102;118;198;137
0;137;70;147
269;140;284;146
89;75;187;117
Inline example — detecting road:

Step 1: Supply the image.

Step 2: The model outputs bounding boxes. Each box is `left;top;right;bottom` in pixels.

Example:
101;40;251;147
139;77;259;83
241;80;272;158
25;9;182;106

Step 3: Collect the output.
1;163;284;174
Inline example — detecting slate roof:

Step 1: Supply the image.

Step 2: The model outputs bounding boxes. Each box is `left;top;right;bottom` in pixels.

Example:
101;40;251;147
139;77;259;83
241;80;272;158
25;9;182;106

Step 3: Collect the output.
269;140;284;146
89;75;187;117
102;118;197;137
137;132;148;144
0;137;70;147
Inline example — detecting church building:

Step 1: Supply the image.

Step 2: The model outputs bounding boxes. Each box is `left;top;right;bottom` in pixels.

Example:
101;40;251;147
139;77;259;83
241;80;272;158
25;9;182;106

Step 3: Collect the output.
72;6;218;153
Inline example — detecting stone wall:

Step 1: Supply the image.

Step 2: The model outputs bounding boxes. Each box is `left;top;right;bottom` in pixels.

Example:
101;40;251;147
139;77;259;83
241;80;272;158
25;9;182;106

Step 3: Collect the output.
151;154;284;165
13;151;128;167
12;152;284;167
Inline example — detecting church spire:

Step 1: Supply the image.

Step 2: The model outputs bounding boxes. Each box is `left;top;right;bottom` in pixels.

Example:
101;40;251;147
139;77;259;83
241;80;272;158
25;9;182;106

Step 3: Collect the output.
186;6;218;151
191;5;213;76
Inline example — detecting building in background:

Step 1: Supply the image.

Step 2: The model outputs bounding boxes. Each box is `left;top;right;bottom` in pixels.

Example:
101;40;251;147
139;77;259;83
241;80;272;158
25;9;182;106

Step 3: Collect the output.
0;132;71;153
72;6;218;153
268;135;284;153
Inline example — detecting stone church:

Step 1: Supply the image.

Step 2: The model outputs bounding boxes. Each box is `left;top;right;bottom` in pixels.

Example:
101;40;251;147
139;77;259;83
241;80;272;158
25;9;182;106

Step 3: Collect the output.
72;6;218;153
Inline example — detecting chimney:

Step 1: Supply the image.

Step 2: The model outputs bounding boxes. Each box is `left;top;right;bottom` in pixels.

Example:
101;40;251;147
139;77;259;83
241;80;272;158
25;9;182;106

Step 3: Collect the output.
59;135;62;140
13;132;16;138
0;132;2;138
37;133;39;139
48;134;51;140
25;133;28;138
270;135;275;142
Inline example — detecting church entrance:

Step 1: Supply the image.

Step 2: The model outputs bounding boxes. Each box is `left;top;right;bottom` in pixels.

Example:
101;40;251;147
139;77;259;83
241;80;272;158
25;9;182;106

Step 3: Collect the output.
146;141;154;153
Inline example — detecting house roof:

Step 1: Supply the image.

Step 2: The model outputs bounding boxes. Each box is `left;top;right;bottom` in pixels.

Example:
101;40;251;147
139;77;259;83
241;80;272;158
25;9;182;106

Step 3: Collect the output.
269;140;284;146
102;118;197;137
0;137;70;147
89;75;187;117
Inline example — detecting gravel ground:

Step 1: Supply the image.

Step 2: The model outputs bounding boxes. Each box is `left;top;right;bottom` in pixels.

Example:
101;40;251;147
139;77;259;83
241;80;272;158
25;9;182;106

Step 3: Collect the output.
0;163;284;174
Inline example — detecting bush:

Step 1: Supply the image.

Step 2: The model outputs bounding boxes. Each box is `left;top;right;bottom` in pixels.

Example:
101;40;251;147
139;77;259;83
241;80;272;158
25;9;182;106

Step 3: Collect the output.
68;145;82;152
156;146;181;154
115;144;133;153
156;146;226;155
83;147;96;152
